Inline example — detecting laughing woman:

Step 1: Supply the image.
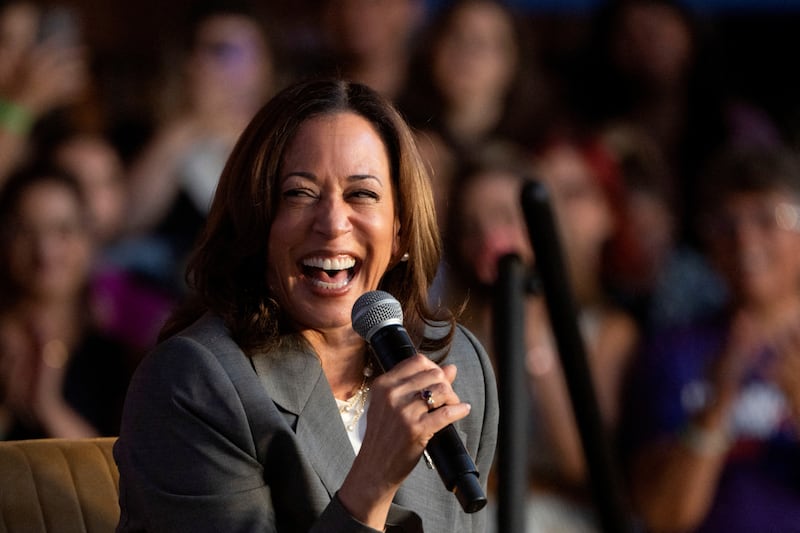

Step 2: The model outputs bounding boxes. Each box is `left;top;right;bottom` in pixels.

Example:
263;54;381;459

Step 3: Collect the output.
113;78;498;533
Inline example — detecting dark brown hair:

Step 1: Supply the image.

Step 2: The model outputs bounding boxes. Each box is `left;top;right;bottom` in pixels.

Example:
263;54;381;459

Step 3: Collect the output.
161;78;453;354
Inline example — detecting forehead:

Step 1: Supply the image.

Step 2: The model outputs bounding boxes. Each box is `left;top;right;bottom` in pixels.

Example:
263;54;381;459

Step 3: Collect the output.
7;181;84;230
448;2;513;36
538;145;592;182
282;112;389;167
196;14;262;43
461;170;521;213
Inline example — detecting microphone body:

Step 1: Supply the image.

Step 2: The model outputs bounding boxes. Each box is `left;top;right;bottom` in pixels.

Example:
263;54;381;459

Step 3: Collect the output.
352;291;487;513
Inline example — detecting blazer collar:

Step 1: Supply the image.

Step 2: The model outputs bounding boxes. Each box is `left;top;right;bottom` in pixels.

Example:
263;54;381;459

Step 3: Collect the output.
251;343;357;500
251;342;322;416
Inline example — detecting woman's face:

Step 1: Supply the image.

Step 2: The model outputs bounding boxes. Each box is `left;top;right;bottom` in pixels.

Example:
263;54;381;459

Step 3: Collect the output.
536;144;614;265
268;112;400;332
188;14;272;111
324;0;420;59
56;136;126;243
432;1;517;106
6;180;93;301
707;190;800;307
612;2;693;86
456;169;532;285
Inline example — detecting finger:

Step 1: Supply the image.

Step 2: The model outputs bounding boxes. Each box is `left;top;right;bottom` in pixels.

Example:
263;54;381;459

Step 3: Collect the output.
377;355;450;396
417;402;472;447
403;366;461;407
441;363;458;384
378;353;439;381
419;388;436;410
415;382;461;411
372;355;464;417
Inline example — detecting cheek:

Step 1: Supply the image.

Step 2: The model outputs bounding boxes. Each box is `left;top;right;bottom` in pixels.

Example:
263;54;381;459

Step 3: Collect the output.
775;236;800;279
266;221;291;280
562;202;612;246
48;236;91;279
7;243;32;281
69;239;93;269
266;228;287;269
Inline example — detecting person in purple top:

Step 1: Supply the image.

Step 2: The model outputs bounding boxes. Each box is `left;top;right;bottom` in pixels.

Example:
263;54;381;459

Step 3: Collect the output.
620;146;800;532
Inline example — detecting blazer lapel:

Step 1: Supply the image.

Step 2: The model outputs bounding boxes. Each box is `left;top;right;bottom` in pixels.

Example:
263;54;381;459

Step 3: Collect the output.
251;346;356;499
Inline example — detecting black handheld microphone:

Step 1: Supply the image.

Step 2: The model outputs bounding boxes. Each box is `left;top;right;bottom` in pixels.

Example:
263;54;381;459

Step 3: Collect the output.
351;290;487;513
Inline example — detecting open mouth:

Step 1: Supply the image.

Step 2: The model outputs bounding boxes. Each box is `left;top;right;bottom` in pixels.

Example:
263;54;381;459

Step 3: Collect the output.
301;255;358;290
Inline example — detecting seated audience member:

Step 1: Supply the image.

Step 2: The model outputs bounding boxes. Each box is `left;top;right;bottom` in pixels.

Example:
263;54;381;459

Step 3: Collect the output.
601;124;727;336
125;1;277;293
314;0;424;101
51;132;178;359
398;0;552;235
0;166;131;439
53;133;127;247
575;0;781;245
445;140;639;531
621;146;800;532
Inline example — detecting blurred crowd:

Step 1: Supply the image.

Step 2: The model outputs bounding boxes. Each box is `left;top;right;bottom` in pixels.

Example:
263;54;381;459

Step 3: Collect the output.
1;0;799;531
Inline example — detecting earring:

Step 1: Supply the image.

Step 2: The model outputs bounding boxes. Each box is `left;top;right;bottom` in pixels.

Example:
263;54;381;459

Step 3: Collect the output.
400;252;410;262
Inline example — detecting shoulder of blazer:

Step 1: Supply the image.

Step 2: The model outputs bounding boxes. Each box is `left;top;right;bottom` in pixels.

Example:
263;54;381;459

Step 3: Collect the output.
164;312;281;465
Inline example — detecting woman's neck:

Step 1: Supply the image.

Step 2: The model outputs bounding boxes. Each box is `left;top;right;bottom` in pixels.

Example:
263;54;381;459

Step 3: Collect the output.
445;95;503;146
14;298;84;347
302;327;371;401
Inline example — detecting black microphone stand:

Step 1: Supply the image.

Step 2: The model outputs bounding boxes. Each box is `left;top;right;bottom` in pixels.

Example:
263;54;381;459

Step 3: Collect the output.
520;179;635;533
493;254;530;533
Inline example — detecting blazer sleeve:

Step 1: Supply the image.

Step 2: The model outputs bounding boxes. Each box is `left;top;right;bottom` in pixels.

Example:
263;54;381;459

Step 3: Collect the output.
114;334;382;533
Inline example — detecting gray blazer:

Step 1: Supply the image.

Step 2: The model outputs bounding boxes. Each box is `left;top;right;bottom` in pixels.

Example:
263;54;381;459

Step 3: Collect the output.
114;313;498;532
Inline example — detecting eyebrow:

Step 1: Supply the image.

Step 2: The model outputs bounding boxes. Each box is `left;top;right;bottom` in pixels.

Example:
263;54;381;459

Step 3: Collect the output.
282;172;385;186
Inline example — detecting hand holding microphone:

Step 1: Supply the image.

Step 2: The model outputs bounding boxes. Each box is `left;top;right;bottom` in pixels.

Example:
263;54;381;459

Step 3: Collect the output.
352;291;487;513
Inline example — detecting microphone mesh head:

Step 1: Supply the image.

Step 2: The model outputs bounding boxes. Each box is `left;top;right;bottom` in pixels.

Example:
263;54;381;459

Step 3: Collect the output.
351;290;403;341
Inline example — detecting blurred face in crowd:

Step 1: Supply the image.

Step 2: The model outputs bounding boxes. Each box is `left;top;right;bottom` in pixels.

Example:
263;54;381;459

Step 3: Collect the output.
612;1;693;86
706;189;800;308
55;136;126;244
456;169;532;286
187;13;272;112
323;0;422;59
6;179;93;302
536;143;614;268
432;0;518;107
267;112;400;332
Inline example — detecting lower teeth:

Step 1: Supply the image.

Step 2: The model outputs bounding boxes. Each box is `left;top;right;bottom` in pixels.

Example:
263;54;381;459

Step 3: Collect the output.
311;277;349;289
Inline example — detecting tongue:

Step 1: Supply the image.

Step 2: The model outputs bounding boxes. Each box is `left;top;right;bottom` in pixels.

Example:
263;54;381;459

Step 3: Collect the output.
311;268;349;283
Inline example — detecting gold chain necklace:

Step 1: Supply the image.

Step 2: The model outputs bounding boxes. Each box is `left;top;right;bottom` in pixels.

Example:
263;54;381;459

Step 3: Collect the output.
338;362;373;432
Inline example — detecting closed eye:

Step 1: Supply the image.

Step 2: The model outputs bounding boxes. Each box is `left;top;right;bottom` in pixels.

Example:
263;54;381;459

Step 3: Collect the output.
349;189;380;201
284;188;316;197
282;188;318;205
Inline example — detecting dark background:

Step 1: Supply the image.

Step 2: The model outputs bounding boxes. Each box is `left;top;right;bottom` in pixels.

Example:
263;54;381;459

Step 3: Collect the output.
66;1;800;154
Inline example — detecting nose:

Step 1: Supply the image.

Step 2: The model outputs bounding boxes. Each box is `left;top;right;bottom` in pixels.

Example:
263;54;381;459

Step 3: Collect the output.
30;228;66;267
313;194;352;238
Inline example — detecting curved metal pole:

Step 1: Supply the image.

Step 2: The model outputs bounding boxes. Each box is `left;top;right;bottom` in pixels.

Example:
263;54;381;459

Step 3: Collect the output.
520;179;635;533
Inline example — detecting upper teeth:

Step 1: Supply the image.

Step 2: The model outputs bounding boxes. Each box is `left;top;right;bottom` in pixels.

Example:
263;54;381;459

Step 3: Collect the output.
303;256;356;271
